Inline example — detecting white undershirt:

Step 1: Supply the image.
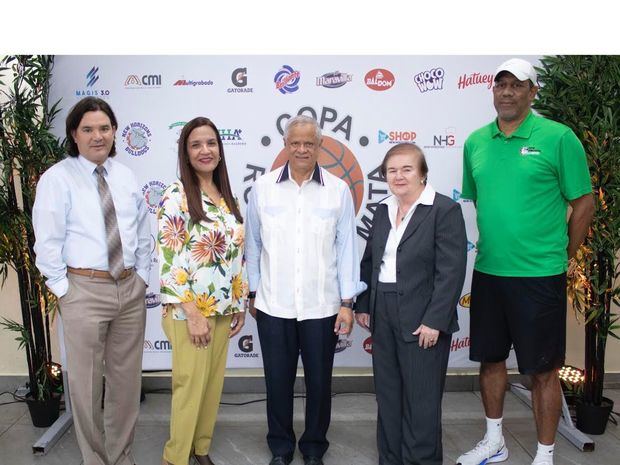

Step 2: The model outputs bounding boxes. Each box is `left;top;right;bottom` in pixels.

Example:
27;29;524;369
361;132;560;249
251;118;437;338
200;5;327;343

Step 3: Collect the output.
378;184;436;283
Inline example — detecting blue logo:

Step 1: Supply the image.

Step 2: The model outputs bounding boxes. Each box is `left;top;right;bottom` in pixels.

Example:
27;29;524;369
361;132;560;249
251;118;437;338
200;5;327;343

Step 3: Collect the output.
467;241;476;252
122;122;152;157
452;189;472;203
378;130;389;144
274;65;300;94
86;66;99;87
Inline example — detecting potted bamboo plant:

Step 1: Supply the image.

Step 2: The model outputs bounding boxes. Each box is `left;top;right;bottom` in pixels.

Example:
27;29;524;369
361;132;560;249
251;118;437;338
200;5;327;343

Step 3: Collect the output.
534;55;620;434
0;55;65;427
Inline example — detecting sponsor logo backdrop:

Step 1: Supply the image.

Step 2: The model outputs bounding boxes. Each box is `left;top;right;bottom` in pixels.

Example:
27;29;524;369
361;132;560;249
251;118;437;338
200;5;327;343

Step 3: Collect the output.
50;56;533;370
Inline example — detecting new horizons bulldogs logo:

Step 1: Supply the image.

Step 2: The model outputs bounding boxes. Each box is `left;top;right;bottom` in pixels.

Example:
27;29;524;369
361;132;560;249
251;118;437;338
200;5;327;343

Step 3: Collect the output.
122;122;152;157
274;65;301;94
142;180;167;214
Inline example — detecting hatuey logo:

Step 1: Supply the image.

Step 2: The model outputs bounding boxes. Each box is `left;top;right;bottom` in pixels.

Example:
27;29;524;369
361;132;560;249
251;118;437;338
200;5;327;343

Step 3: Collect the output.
450;336;471;352
142;180;167;214
414;67;445;92
274;65;301;94
457;72;494;90
363;336;373;354
459;293;471;308
122;122;152;157
365;68;395;91
378;130;417;144
316;71;353;89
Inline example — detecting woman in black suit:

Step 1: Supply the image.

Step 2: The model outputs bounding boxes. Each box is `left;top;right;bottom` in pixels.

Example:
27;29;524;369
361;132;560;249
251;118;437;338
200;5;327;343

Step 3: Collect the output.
355;143;467;465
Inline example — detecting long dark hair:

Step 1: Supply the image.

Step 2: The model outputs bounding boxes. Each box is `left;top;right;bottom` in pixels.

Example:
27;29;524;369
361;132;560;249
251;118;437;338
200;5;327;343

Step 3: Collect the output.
178;117;243;223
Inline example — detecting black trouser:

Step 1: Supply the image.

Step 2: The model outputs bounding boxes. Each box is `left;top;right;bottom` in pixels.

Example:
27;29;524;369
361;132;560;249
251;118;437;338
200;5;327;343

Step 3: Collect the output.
256;310;338;459
373;283;451;465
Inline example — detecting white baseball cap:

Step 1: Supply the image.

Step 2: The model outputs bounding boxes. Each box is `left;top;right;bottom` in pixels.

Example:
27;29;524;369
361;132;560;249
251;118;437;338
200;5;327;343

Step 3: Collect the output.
494;58;537;85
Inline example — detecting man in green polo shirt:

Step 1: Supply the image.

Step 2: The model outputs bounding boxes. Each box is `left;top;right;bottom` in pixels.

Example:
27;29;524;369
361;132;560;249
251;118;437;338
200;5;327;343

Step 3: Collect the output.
457;58;594;465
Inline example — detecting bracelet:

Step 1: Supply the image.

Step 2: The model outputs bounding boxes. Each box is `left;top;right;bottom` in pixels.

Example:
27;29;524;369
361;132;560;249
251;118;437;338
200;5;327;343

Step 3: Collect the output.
248;291;256;299
340;301;353;309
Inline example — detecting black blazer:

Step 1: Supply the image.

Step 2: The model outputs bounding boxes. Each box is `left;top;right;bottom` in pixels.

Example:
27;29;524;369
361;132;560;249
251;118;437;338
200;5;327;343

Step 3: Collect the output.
355;192;467;342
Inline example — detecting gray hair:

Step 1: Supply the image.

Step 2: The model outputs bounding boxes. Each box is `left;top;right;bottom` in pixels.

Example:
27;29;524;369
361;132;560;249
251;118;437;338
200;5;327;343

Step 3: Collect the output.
283;115;322;141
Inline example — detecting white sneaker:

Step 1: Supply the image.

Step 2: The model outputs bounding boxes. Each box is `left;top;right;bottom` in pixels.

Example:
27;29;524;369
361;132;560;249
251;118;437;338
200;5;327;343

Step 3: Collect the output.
456;436;509;465
531;456;553;465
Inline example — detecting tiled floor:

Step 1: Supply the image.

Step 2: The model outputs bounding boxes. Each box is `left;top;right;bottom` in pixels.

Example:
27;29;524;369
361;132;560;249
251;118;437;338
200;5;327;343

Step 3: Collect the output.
0;388;618;464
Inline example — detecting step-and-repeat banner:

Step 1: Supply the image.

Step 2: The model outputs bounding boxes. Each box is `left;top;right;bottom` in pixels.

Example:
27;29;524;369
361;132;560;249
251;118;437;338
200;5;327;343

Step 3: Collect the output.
50;56;533;370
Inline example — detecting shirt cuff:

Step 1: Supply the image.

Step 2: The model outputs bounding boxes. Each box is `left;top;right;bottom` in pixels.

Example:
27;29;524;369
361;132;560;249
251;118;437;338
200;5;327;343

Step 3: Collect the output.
339;281;368;300
48;277;69;299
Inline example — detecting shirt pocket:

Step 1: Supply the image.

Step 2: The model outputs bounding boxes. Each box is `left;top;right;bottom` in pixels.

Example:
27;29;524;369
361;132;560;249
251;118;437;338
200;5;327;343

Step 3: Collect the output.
310;207;338;236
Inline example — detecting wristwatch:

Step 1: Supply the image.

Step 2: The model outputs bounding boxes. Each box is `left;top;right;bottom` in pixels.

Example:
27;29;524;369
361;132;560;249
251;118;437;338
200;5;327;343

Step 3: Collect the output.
248;291;256;299
340;300;354;309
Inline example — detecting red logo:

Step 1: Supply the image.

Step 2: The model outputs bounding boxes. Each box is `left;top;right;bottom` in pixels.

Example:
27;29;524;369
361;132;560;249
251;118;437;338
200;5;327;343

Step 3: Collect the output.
365;69;395;91
450;336;470;352
363;336;373;354
457;72;494;90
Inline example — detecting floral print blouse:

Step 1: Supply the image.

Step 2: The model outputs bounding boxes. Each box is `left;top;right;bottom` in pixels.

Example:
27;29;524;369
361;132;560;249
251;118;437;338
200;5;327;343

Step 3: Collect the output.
157;181;248;320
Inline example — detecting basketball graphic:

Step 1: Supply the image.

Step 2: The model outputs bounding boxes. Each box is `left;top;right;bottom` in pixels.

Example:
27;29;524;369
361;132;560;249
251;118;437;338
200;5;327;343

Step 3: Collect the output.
271;136;365;214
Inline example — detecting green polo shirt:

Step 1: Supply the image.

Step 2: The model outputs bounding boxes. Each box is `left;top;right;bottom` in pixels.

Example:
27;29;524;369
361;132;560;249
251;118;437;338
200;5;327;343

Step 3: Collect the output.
462;111;591;277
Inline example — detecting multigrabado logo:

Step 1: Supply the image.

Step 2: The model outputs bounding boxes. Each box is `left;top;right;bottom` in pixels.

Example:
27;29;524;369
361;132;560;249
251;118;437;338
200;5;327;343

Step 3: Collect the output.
145;292;161;309
414;67;445;92
235;335;259;358
316;71;353;89
363;336;373;354
457;72;494;90
365;68;395;91
122;122;152;157
74;66;111;98
143;339;171;352
124;74;162;89
335;336;353;353
173;79;214;87
424;128;456;149
274;65;300;94
142;180;167;214
228;67;253;93
459;293;471;308
219;128;246;146
378;130;417;144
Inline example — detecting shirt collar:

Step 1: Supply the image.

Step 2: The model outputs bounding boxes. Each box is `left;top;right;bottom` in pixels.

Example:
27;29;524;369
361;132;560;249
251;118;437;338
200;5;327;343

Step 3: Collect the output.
78;154;112;175
491;110;535;139
381;183;436;208
276;161;324;186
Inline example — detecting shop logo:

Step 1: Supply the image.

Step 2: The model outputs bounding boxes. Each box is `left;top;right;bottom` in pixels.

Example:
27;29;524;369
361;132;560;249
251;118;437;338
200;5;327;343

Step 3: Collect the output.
335;336;353;353
75;66;111;97
142;180;167;214
122;122;152;157
467;241;476;252
124;74;162;88
365;69;395;91
457;72;494;90
451;189;472;203
316;71;353;88
145;293;161;309
274;65;301;94
414;67;445;92
363;336;373;354
143;339;171;352
378;130;417;144
173;79;214;87
459;293;471;308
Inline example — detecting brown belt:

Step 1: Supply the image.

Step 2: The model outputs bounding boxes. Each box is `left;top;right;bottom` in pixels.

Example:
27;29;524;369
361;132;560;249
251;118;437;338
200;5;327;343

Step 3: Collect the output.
67;267;134;280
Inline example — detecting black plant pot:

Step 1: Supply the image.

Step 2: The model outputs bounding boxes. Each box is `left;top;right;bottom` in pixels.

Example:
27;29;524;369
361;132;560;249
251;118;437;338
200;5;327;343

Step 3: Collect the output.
575;397;614;435
25;393;61;428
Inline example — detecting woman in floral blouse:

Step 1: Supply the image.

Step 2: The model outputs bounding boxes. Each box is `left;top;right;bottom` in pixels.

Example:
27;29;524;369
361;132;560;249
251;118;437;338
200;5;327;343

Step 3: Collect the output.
158;116;247;465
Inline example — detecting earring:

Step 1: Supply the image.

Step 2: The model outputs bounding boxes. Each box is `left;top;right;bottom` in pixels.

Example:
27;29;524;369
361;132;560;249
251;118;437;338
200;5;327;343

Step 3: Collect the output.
420;179;425;184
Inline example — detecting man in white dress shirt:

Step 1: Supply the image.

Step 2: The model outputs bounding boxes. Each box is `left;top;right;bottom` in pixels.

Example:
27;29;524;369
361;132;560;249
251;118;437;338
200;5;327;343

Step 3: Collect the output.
33;97;150;465
245;115;366;465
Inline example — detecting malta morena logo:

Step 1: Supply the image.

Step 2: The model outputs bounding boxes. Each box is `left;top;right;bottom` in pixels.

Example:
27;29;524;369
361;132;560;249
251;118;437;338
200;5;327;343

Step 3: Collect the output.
274;65;301;94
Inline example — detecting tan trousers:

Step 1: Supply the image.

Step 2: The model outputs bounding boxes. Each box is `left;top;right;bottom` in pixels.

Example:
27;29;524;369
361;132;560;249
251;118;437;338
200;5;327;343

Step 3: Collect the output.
162;311;232;465
60;271;146;465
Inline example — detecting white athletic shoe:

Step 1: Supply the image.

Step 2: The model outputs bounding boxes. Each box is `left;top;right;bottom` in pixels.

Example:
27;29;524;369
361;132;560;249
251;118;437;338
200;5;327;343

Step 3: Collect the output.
531;456;553;465
456;436;509;465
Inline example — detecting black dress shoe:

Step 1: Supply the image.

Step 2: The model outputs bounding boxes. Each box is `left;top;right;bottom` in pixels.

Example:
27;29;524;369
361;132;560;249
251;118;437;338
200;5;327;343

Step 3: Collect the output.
303;457;324;465
269;455;293;465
